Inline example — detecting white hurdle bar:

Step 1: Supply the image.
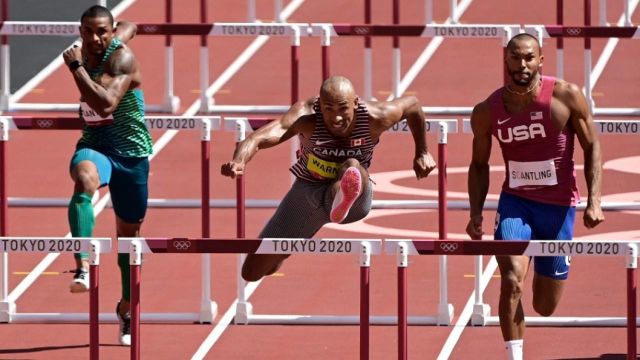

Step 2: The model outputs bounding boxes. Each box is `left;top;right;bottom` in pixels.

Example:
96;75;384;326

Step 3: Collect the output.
0;237;110;359
385;239;639;360
0;21;179;113
120;237;382;360
0;116;221;325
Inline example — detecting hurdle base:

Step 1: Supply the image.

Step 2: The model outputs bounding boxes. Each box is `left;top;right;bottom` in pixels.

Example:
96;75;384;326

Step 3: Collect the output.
484;316;640;327
471;303;491;326
437;303;454;326
234;301;253;325
243;314;439;325
8;312;209;323
163;95;181;114
0;301;16;323
200;96;214;113
199;300;218;324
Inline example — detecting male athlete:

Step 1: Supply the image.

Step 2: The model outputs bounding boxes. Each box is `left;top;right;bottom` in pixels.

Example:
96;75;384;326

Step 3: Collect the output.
466;33;604;359
62;5;151;346
222;75;437;282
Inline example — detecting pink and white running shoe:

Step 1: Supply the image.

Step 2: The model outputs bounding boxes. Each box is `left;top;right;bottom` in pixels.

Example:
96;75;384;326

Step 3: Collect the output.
330;167;362;223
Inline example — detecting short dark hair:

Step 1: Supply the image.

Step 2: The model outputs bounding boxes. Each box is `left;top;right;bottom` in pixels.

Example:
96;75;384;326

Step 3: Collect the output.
80;5;114;26
506;33;541;53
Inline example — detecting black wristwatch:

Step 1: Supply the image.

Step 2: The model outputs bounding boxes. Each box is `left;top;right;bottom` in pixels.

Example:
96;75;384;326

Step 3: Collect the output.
68;60;83;72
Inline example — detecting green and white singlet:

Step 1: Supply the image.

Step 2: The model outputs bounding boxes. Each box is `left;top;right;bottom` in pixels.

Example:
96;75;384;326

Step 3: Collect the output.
78;37;152;157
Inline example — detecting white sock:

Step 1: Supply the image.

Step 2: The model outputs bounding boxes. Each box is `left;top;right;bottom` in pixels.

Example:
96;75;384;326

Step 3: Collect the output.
505;339;523;360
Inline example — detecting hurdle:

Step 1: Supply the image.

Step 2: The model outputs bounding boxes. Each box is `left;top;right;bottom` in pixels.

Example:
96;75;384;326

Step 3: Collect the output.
0;237;110;359
385;239;639;360
0;0;180;113
119;237;381;360
0;115;221;324
226;116;458;325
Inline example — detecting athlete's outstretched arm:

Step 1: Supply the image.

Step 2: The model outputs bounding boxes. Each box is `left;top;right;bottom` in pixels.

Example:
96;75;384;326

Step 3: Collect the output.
466;101;492;239
565;83;604;229
221;99;315;178
369;96;436;179
63;46;138;117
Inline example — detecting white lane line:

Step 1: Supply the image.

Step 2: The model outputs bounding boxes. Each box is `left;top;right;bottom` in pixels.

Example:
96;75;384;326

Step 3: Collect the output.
7;193;112;302
589;0;639;92
190;0;307;358
387;0;474;100
190;281;261;360
9;0;138;102
437;256;498;360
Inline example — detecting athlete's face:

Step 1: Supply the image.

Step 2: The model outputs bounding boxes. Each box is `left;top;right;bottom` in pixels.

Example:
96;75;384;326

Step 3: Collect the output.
79;16;114;58
505;39;543;86
319;91;358;137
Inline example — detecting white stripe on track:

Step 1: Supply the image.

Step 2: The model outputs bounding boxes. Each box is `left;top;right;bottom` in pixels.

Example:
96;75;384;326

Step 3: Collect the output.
437;256;498;360
190;281;261;360
588;0;639;91
9;0;138;102
189;0;307;358
386;0;474;100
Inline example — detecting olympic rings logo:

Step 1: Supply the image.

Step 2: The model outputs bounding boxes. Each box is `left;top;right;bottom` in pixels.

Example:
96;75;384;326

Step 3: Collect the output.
566;28;582;36
142;25;159;34
173;240;191;251
353;26;370;35
440;242;459;252
36;119;53;128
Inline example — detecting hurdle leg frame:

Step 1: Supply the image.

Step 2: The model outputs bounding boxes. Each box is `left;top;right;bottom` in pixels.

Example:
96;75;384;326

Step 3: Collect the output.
233;120;254;324
130;240;143;360
0;118;12;323
360;242;372;360
626;243;637;359
199;119;217;323
89;240;100;360
437;122;454;325
397;242;409;360
0;42;9;111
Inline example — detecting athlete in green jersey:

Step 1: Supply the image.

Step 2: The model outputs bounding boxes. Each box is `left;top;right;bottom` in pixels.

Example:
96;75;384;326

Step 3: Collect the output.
62;5;150;347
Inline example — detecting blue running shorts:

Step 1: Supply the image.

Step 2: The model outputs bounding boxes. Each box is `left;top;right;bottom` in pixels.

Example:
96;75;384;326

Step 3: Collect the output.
494;191;576;280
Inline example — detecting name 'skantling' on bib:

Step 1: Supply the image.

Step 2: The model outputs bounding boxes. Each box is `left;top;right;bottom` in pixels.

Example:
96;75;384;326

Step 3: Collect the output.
508;159;558;188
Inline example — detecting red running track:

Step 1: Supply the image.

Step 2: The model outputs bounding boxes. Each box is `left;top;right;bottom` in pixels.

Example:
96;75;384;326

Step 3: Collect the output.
0;0;640;359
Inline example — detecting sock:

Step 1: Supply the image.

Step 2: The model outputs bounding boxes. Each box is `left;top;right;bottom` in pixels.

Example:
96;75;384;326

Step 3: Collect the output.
118;253;131;301
68;192;94;261
505;339;524;360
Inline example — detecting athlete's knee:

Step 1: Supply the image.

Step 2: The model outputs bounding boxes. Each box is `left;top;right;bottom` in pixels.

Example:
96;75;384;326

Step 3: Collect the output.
241;267;264;282
532;298;558;317
500;273;525;302
72;166;100;193
241;255;287;282
340;158;361;169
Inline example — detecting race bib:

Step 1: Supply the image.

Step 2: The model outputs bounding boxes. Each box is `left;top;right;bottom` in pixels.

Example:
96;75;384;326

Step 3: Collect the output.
508;159;558;188
307;153;339;179
80;102;113;127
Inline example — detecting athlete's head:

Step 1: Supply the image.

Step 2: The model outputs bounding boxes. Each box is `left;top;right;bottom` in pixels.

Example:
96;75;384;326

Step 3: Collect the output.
79;5;115;57
319;76;359;137
505;33;544;87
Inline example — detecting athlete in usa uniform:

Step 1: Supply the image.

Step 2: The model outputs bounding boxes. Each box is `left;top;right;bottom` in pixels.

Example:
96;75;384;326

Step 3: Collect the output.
466;34;604;360
222;75;437;282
